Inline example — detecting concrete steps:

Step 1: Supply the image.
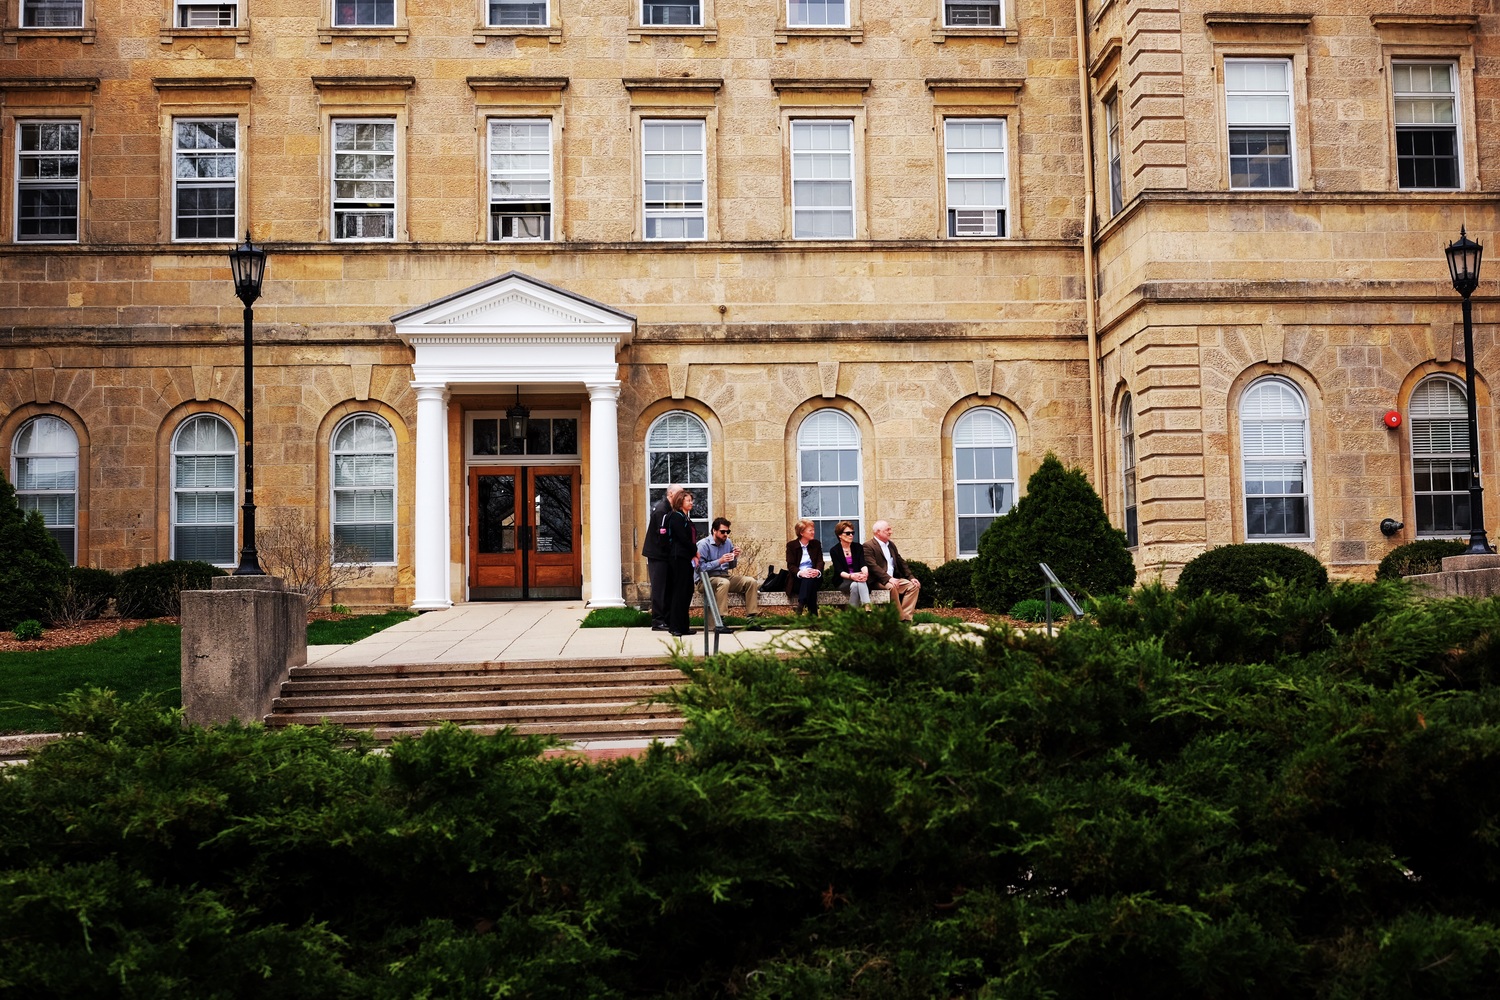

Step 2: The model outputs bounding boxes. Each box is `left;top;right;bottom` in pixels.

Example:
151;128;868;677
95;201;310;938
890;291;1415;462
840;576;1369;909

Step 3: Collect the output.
265;655;688;744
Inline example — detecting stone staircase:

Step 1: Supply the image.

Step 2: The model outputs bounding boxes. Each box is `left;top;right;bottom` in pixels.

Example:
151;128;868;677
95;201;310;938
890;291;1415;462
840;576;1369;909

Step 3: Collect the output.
265;655;688;745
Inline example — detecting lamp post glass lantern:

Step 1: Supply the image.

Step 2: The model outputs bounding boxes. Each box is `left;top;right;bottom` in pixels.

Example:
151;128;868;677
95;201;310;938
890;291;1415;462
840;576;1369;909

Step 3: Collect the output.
508;386;530;446
228;232;268;574
1444;226;1492;555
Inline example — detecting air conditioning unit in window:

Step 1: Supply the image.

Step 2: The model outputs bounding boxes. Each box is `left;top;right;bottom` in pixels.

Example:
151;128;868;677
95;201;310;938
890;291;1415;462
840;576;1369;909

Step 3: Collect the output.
179;3;236;26
950;209;1002;238
492;212;550;241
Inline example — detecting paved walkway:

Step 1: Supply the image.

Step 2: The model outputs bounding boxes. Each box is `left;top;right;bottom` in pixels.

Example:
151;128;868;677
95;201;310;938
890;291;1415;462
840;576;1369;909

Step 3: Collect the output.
307;601;799;667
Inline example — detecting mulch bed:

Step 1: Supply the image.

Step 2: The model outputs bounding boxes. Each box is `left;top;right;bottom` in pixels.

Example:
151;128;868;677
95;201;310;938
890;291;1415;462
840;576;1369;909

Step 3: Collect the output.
0;610;359;655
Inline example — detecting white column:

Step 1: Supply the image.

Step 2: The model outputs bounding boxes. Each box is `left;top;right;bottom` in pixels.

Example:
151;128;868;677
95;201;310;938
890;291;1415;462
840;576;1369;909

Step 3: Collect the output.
586;380;625;607
411;384;453;610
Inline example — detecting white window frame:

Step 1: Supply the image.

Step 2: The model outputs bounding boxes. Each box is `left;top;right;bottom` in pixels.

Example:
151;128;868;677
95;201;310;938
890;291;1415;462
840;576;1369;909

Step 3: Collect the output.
1392;60;1461;191
646;411;711;540
797;409;863;550
333;0;393;27
1120;394;1137;547
943;117;1007;239
331;117;397;243
942;0;997;28
642;119;706;241
172;117;238;242
787;0;844;27
331;413;397;565
790;119;854;240
487;118;552;242
1106;94;1124;216
16;119;80;244
1410;375;1472;538
642;0;699;26
1224;57;1296;191
953;407;1016;557
175;0;236;26
21;0;82;26
487;0;546;25
171;414;238;567
12;415;79;565
1240;376;1311;540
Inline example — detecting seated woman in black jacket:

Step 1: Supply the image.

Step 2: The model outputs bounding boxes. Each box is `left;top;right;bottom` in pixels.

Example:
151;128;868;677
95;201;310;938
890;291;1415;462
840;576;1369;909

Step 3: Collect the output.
665;491;699;636
784;518;823;615
828;519;871;609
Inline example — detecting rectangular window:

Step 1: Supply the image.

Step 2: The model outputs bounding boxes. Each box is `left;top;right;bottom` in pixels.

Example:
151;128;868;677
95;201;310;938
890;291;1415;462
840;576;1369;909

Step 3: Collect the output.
488;119;551;241
334;0;393;26
791;120;853;239
788;0;844;27
1106;96;1123;216
21;0;82;26
944;118;1006;238
1394;62;1459;190
332;119;396;241
176;0;235;25
488;0;545;24
17;121;80;243
943;0;997;27
1225;58;1294;190
643;120;705;240
643;0;698;25
173;119;237;241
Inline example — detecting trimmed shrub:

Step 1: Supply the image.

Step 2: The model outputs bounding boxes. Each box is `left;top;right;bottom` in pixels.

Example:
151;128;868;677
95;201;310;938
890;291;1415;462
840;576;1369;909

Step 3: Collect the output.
1377;538;1468;581
0;475;69;630
1176;542;1328;601
932;558;976;607
115;560;228;619
971;453;1137;613
51;566;117;624
906;559;936;608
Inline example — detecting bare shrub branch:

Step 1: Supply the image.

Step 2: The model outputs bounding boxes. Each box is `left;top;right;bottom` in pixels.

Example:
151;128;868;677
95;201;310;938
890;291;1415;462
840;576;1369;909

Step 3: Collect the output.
256;512;373;609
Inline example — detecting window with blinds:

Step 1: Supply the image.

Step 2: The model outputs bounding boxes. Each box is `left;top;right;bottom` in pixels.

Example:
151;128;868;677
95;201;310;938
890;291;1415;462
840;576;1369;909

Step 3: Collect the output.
647;411;711;539
1240;378;1309;538
332;414;397;563
798;409;862;549
1410;377;1471;536
953;407;1015;555
1120;394;1137;547
172;414;237;565
13;415;79;564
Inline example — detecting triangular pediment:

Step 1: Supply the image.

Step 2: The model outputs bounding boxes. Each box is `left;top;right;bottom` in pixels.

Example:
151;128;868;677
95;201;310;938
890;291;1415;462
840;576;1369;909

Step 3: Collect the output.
392;271;635;340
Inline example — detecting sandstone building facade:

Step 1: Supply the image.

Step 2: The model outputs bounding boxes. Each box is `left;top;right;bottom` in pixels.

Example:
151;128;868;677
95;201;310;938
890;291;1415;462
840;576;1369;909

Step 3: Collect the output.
0;0;1494;609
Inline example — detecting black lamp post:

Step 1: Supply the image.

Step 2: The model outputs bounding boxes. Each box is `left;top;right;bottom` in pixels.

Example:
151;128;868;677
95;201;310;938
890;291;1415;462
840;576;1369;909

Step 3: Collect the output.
228;232;268;575
507;385;530;445
1445;225;1493;556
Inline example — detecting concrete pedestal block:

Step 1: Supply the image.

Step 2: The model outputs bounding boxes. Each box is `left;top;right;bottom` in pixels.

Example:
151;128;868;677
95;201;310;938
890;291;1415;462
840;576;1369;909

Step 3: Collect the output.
181;575;308;726
1408;564;1500;599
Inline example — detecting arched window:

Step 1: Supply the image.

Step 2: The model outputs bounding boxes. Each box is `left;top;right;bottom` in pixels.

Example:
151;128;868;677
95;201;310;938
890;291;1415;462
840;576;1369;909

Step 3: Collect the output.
1119;394;1138;547
12;415;79;564
953;407;1016;556
798;409;862;549
1240;377;1310;539
1410;376;1471;536
172;414;237;565
646;411;710;539
332;413;397;563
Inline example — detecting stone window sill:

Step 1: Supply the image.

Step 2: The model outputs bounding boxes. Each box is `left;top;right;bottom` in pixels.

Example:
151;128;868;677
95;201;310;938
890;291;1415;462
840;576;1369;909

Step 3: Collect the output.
3;26;95;43
473;25;562;43
931;25;1017;43
318;25;409;43
628;24;716;42
159;26;250;44
775;25;862;43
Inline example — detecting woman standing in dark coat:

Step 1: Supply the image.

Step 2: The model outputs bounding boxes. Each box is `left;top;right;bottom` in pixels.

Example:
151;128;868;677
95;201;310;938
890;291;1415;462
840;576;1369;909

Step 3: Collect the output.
665;491;699;636
785;518;824;615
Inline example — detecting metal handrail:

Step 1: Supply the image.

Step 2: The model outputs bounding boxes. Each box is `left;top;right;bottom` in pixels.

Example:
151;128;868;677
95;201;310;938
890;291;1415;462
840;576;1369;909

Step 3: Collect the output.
699;568;724;656
1039;562;1083;636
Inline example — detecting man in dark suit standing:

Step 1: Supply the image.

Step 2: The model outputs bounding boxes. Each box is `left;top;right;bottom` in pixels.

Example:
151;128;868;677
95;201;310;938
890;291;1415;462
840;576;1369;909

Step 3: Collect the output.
864;519;922;621
642;484;682;631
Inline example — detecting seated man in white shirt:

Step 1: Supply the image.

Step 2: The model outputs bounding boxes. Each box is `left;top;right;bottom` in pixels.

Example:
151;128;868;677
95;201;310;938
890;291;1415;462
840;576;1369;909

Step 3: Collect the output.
696;517;759;626
864;519;922;621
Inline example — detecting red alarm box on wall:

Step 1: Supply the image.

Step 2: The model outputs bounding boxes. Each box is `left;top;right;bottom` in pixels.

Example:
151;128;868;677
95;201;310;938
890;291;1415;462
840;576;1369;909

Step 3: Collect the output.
1384;410;1402;429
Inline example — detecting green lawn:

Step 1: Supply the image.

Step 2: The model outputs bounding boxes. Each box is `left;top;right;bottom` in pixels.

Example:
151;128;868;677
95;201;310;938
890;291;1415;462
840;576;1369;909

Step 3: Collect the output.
0;622;181;734
0;612;416;734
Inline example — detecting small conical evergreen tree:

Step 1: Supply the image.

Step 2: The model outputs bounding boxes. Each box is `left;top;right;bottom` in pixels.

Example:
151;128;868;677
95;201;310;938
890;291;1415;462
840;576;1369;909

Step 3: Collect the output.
0;474;69;629
971;452;1136;613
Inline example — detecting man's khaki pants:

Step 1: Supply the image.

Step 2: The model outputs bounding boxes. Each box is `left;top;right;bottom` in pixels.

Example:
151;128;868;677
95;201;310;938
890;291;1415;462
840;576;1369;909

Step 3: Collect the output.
699;573;760;615
887;578;921;620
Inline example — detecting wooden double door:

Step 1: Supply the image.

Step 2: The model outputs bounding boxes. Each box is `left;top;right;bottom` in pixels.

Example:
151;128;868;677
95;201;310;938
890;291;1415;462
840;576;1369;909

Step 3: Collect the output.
468;466;582;599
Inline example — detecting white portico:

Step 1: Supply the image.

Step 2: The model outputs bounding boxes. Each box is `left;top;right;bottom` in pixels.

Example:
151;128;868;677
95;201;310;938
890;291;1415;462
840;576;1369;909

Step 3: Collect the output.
392;272;635;610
